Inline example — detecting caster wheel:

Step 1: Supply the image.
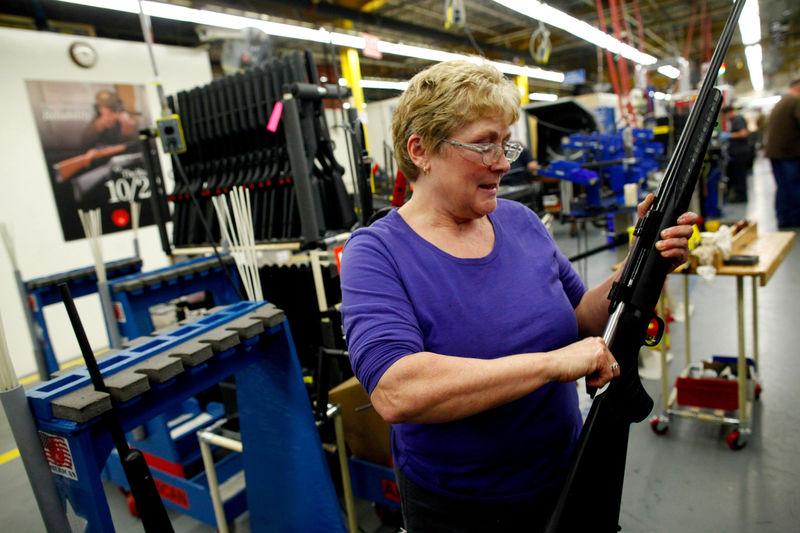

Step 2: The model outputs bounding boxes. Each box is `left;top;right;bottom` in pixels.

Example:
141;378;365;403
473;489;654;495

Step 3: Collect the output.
650;417;669;435
726;430;747;450
126;491;139;517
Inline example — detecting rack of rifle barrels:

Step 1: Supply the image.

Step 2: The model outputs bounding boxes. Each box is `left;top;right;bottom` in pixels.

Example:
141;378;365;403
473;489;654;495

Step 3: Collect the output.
166;50;368;250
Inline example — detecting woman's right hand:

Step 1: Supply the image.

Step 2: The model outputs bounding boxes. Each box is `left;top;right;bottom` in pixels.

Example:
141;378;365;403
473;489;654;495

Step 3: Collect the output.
550;337;620;387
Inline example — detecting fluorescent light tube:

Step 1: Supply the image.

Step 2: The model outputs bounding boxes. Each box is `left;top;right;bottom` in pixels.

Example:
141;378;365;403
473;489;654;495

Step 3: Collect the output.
656;65;681;79
744;44;764;92
528;92;558;101
359;79;410;90
492;0;657;65
748;94;780;107
737;0;761;46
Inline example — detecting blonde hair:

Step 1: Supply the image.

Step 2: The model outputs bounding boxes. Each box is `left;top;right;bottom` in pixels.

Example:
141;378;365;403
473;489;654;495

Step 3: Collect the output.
392;60;521;181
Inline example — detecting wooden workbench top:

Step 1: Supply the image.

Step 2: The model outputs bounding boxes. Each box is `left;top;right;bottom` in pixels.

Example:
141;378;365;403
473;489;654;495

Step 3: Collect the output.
716;231;795;285
620;226;795;287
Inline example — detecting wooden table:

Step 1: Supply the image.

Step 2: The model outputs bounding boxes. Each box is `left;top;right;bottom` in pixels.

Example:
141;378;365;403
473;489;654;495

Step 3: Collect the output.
654;227;795;448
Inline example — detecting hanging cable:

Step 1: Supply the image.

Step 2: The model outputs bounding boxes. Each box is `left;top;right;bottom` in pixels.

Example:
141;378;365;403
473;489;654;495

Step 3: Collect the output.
464;26;485;57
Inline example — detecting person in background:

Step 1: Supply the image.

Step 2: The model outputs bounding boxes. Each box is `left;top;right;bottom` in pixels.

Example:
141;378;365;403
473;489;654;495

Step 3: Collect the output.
764;78;800;229
339;59;697;533
81;89;139;148
721;105;752;203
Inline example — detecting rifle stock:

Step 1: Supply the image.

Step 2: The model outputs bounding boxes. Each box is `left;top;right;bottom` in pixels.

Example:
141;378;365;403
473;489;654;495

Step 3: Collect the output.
54;143;127;182
545;0;745;528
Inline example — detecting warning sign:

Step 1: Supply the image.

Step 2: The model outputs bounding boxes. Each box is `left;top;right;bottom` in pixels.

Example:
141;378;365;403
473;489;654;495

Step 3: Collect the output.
40;432;78;481
113;301;126;323
155;478;189;508
381;478;401;502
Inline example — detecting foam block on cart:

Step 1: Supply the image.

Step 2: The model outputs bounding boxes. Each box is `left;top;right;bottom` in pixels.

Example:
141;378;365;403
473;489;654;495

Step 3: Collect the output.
247;304;285;328
224;316;265;339
103;370;151;403
162;339;214;367
51;386;111;423
129;353;184;383
196;326;241;352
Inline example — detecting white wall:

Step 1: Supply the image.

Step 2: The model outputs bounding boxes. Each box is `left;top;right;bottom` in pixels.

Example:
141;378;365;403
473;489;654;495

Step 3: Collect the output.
0;27;212;378
365;95;401;174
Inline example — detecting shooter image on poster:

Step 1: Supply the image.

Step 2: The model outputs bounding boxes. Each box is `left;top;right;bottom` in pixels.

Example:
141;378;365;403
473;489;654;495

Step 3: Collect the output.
26;81;158;241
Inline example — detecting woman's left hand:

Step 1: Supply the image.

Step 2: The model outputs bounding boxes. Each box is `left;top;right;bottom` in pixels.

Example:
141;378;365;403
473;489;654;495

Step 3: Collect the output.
637;193;699;271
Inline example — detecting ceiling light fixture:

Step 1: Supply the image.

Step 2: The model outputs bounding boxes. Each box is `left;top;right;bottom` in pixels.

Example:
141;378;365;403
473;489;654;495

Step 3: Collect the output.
747;94;780;107
744;44;764;92
656;65;681;79
359;79;410;91
491;0;657;66
528;92;558;101
735;0;763;92
56;0;564;82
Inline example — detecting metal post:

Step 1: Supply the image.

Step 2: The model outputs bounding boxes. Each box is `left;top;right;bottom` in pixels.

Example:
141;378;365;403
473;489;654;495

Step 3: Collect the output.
659;294;669;411
282;94;322;243
0;308;70;533
0;386;72;533
197;425;242;533
139;132;172;257
96;281;122;349
683;274;691;366
330;404;358;533
751;276;759;370
309;250;329;314
736;276;747;423
13;270;50;380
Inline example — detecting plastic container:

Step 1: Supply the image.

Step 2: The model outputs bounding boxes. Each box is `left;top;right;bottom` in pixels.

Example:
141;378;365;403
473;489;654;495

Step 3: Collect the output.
675;376;739;410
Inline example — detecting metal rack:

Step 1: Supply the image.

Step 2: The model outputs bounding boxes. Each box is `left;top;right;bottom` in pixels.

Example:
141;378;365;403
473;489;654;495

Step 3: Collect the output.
25;301;349;532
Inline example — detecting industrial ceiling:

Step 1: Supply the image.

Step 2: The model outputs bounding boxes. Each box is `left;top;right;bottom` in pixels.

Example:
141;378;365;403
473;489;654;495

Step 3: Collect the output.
2;0;798;101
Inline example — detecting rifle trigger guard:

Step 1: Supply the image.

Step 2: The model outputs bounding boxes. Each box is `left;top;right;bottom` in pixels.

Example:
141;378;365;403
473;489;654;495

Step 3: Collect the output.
644;315;665;347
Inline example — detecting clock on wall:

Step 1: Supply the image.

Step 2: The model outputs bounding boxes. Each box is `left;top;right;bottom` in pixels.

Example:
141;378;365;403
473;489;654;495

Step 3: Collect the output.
69;41;97;68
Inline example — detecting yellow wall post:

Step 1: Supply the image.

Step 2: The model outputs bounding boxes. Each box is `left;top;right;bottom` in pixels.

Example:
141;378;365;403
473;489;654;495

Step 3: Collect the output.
339;48;370;152
515;75;530;105
339;47;373;192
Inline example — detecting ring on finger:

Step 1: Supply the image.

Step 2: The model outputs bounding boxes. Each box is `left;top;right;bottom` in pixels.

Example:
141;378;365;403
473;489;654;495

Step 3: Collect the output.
610;362;620;371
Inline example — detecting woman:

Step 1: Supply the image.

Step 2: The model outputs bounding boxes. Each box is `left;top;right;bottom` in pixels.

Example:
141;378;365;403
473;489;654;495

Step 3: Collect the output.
339;60;695;532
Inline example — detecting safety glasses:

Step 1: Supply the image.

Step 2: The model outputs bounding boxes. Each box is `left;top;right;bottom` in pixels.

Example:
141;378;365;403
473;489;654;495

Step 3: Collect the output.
442;139;523;166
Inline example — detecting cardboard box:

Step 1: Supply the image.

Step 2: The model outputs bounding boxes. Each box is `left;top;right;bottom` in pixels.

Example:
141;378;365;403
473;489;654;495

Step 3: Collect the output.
328;377;392;467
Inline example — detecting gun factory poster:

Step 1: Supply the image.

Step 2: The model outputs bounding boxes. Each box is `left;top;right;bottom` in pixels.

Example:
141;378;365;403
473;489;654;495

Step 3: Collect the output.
26;80;158;241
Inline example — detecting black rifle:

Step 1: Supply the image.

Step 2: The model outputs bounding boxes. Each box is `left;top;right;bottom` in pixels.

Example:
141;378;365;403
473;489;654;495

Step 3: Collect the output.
58;283;174;533
545;0;746;531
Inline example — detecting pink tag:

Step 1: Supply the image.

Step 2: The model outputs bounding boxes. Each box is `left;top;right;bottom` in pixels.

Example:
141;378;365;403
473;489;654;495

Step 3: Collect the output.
267;101;283;132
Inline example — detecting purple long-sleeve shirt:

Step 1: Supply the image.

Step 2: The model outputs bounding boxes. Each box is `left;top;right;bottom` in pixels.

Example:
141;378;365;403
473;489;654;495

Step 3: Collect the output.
340;199;586;502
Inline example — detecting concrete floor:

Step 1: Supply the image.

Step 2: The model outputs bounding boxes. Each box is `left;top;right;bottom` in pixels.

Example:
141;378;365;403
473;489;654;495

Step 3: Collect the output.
1;154;797;532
